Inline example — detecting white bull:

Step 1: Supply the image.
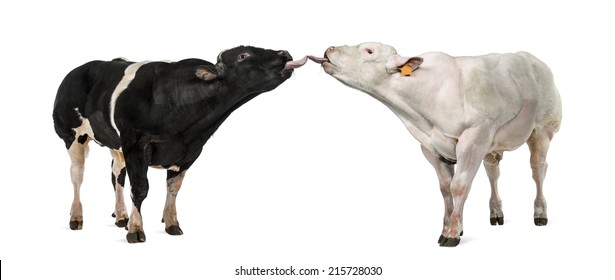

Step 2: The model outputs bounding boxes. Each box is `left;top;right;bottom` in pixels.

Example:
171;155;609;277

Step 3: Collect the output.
309;42;562;246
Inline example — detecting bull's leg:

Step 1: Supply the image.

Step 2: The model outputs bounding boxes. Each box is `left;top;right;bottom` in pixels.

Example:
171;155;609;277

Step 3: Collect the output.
162;170;186;235
483;152;504;225
439;125;493;247
420;145;455;230
110;150;129;228
526;128;555;226
123;145;150;243
67;135;89;230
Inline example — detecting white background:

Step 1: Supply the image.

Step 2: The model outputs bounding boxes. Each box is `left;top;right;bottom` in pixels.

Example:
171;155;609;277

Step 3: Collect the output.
1;0;613;279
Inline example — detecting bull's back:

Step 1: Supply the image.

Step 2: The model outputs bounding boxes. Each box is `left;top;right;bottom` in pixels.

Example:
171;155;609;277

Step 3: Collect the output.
458;52;561;130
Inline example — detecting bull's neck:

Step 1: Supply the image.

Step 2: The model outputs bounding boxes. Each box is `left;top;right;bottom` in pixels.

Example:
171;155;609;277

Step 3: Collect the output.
369;82;436;144
184;85;260;139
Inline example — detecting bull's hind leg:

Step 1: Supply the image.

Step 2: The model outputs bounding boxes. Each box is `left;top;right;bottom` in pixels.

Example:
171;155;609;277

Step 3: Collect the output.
162;170;186;235
526;128;555;226
483;152;504;225
110;150;129;228
67;134;90;230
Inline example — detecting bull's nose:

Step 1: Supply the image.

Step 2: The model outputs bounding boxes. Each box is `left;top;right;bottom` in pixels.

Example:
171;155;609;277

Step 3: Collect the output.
278;50;292;60
324;46;335;58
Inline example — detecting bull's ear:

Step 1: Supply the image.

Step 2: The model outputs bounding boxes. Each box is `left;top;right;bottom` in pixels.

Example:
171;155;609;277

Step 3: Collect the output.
195;65;219;81
386;55;423;74
406;57;423;71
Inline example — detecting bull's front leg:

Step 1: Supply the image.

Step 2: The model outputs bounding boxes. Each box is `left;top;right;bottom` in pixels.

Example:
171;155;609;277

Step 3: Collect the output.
162;170;186;235
438;125;494;247
123;144;151;243
420;145;455;230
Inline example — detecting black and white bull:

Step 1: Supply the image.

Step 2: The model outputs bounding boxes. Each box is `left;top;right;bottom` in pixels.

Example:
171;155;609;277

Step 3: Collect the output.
53;46;307;243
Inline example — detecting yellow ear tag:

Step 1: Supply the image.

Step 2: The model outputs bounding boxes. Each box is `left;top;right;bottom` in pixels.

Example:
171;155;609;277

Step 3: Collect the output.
400;63;413;76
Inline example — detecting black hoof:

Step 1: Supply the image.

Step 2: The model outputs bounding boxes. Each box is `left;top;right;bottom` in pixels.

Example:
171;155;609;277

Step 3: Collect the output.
534;217;548;226
165;225;184;235
115;218;129;228
69;220;83;230
438;235;461;247
126;231;147;243
490;216;504;225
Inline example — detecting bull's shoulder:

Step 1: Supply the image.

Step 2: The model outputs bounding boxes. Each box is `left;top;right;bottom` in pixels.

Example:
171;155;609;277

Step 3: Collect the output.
143;59;213;83
175;58;213;66
419;52;456;66
456;53;528;118
413;52;459;80
143;59;220;108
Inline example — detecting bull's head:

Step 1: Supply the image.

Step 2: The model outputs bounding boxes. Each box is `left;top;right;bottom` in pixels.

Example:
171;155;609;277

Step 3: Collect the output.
194;46;307;94
308;42;422;92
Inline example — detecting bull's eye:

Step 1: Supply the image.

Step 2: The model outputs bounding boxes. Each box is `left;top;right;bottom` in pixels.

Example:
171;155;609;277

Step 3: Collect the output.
237;53;250;62
366;49;373;55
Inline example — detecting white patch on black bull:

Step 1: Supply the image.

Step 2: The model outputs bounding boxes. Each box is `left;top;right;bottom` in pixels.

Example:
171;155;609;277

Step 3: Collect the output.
109;61;152;137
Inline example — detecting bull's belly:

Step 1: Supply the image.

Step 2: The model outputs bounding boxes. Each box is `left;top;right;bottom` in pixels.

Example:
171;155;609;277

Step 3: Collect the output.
489;100;538;152
423;124;534;161
489;125;534;152
148;138;204;170
76;115;197;171
401;100;538;160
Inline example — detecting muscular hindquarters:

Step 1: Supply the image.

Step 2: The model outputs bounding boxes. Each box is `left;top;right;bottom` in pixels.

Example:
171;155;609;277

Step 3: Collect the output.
516;52;562;132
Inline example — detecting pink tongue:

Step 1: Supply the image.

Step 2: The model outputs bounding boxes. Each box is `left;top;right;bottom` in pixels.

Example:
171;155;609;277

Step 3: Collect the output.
284;56;308;69
308;55;329;64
